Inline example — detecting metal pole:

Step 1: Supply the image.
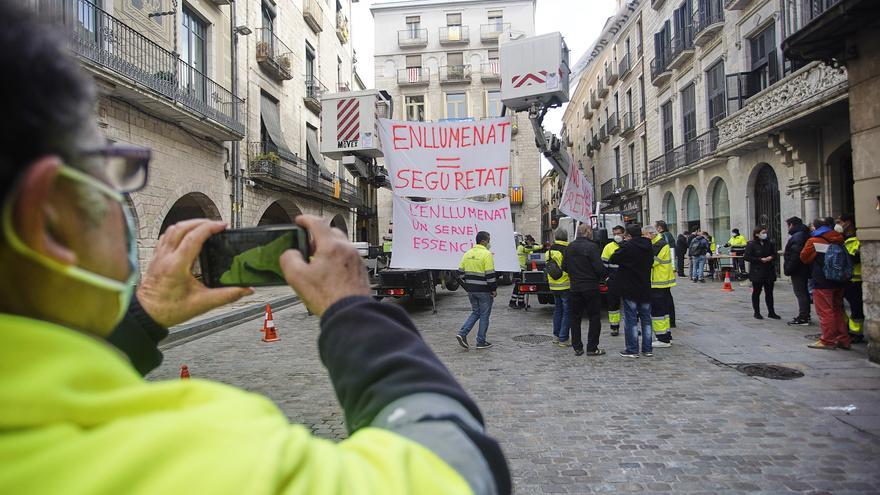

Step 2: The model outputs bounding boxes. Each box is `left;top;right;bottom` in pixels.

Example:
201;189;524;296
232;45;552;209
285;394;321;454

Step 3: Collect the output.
230;0;242;228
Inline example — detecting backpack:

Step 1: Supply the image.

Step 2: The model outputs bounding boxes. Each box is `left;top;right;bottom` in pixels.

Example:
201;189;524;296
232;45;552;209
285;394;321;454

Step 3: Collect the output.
688;238;707;257
823;243;853;282
545;257;563;280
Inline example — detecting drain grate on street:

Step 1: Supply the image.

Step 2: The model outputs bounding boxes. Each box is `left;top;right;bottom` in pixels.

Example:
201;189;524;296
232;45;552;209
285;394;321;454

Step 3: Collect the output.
735;364;804;380
513;334;555;344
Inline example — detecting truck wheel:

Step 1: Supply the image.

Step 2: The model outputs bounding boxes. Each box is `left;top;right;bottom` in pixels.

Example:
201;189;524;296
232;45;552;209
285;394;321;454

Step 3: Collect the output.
444;276;460;291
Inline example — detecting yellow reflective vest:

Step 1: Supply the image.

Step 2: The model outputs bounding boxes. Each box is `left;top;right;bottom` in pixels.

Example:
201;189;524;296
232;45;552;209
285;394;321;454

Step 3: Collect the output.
651;235;676;289
0;314;471;494
517;243;540;271
601;241;621;269
546;240;570;291
383;240;393;253
727;234;747;249
460;244;497;292
845;235;861;282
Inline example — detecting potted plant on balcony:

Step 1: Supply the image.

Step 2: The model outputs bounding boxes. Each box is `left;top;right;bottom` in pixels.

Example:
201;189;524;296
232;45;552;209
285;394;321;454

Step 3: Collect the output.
279;55;291;72
252;151;281;165
256;40;269;62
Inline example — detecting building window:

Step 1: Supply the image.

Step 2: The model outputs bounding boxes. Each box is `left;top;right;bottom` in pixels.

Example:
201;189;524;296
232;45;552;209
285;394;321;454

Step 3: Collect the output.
749;23;778;96
488;9;503;28
628;143;636;179
406;15;420;34
614;146;621;179
446;13;462;26
654;20;671;66
405;95;426;122
405;55;421;69
664;192;678;236
305;42;316;94
710;178;730;239
488;48;499;60
487;90;502;117
706;59;726;128
447;51;464;67
261;2;274;32
181;7;207;100
674;0;693;46
661;100;673;153
681;83;696;143
446;93;466;119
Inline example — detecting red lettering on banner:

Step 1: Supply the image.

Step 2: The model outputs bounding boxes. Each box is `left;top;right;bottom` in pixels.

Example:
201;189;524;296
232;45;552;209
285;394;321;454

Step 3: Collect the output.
392;125;409;150
387;121;512;150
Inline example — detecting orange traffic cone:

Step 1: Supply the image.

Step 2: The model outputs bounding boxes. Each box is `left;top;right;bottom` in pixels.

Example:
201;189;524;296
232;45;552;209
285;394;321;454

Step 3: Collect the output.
261;304;271;332
262;307;280;342
180;365;190;379
722;271;734;292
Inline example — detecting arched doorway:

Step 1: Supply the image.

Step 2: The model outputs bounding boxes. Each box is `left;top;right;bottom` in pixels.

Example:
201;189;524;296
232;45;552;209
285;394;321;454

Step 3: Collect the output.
663;192;677;236
159;192;222;237
330;214;348;236
683;186;700;233
753;164;781;250
826;141;854;216
257;200;302;226
709;178;730;240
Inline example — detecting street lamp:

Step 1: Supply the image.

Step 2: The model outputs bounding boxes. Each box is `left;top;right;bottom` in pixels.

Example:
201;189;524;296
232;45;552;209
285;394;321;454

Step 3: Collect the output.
233;25;252;36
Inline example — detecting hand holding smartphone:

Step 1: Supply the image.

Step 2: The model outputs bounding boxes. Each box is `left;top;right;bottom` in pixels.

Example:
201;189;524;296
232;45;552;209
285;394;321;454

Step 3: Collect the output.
199;225;310;287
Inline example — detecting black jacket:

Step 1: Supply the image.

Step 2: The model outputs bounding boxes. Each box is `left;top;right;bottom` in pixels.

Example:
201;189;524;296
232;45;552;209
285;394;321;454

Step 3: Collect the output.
608;237;653;302
561;236;606;292
783;224;811;277
744;239;777;282
675;234;688;255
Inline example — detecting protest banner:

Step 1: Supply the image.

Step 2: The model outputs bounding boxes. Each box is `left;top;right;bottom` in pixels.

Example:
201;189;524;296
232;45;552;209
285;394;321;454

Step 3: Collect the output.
558;166;594;224
391;196;518;272
377;117;513;198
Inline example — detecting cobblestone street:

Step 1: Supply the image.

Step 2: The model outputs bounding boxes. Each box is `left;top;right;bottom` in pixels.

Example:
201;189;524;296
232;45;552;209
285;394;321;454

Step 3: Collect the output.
150;278;880;494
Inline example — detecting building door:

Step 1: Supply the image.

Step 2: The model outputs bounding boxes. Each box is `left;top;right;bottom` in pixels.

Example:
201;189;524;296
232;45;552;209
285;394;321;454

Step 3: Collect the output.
754;165;781;254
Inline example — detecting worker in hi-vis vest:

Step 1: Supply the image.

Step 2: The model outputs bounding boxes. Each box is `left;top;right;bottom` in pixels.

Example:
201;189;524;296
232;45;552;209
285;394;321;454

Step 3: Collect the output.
509;234;540;309
725;228;748;278
837;213;864;342
601;225;626;336
647;225;676;347
547;230;571;345
0;7;510;493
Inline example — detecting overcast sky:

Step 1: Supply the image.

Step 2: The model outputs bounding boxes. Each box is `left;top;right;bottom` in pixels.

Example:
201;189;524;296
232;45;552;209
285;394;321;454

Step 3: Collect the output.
352;0;618;171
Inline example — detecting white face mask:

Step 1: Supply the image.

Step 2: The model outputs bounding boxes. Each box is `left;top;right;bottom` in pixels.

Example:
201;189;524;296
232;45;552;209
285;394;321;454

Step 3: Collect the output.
834;224;845;233
759;233;768;240
613;235;623;244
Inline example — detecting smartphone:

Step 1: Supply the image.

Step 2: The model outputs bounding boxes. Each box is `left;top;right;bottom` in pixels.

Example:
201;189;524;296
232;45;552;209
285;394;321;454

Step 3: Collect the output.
199;225;309;287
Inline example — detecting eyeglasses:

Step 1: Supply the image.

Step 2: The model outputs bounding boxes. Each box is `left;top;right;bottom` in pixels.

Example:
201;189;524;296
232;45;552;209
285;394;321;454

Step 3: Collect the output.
78;146;151;193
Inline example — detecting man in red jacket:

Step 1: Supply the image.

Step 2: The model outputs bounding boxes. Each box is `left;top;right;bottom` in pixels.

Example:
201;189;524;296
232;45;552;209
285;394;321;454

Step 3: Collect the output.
800;217;849;350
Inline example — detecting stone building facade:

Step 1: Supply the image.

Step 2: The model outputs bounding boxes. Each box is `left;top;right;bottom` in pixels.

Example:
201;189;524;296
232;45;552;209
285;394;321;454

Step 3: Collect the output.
371;0;544;240
37;0;371;272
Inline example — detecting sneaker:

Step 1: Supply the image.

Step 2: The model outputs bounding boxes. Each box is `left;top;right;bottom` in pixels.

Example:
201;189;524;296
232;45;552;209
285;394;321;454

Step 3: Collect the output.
517;302;526;309
574;348;585;356
807;340;836;350
754;313;764;320
836;341;852;350
619;351;639;358
557;340;572;347
652;341;672;348
610;328;620;337
475;341;493;349
642;352;654;357
585;348;606;356
456;334;469;350
787;317;808;326
767;313;781;320
551;336;560;343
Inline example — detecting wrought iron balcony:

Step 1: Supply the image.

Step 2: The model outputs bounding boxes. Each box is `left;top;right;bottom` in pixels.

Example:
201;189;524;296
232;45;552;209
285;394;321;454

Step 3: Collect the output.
605;63;619;85
669;30;695;69
440;65;471;84
640;106;646;122
255;29;293;82
481;61;500;81
591;135;600;149
608;112;620;135
650;51;672;86
583;103;593;119
599;124;609;142
398;28;428;48
618;53;632;79
600;179;615;200
304;76;327;114
598;77;608;97
439;25;469;45
303;0;323;33
248;142;362;206
621;112;635;135
600;175;633;200
648;128;719;182
397;67;430;86
590;90;601;109
46;0;243;139
480;23;511;43
336;12;349;43
693;0;725;47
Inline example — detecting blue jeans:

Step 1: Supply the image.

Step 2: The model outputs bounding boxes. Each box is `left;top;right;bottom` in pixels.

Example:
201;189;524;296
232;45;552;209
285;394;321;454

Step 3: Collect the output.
691;255;706;280
553;292;570;341
459;292;493;344
622;298;653;354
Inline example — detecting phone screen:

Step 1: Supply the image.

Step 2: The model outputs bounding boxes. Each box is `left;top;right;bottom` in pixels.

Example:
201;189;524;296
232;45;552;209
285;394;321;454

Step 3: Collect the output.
199;225;309;287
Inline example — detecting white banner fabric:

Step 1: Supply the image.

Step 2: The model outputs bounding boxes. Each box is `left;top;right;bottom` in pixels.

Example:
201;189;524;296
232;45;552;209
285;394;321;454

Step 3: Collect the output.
558;167;594;224
390;196;519;272
377;117;513;199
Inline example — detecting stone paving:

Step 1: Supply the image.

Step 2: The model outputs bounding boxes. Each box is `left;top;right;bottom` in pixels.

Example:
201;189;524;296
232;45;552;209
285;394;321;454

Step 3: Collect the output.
150;277;880;494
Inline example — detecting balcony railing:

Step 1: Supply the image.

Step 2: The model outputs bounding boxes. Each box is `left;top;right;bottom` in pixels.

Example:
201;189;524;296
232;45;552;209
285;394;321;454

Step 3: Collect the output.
600;175;633;200
621;112;635;134
440;64;471;84
48;0;243;137
480;22;511;42
648;128;719;181
248;142;362;205
618;52;632;78
693;0;725;46
669;30;695;69
398;67;430;85
599;124;609;142
398;28;428;47
598;77;608;97
439;25;470;44
255;29;293;81
336;12;349;43
591;135;600;149
605;63;619;85
650;46;673;86
481;61;500;81
784;0;844;37
608;112;620;134
303;0;323;33
304;76;327;113
590;91;600;109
